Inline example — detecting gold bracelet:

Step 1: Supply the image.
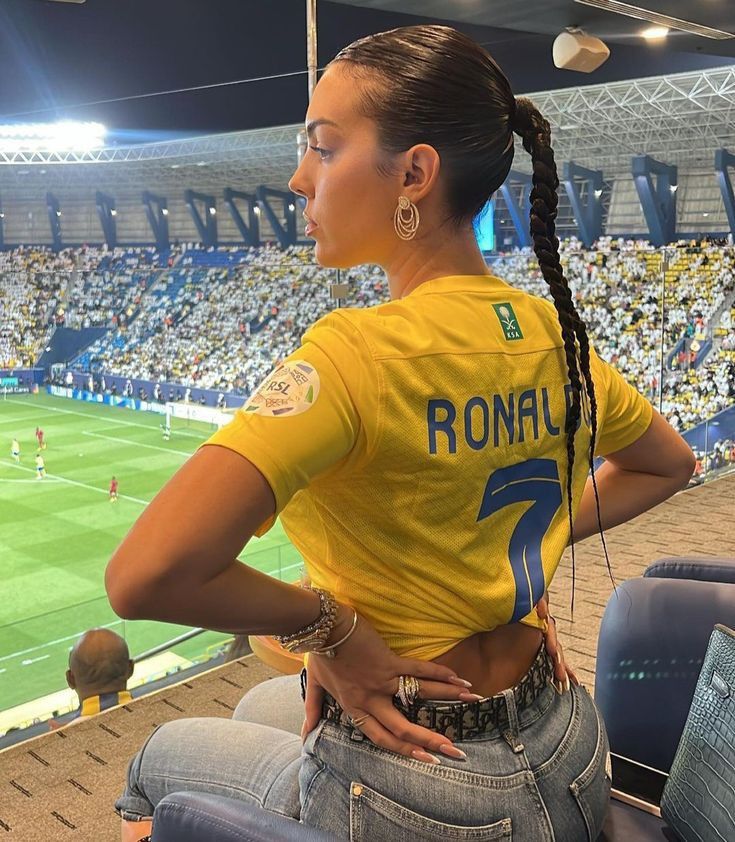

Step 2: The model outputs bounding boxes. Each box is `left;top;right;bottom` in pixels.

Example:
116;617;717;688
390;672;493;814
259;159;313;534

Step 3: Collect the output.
274;587;338;654
312;609;358;659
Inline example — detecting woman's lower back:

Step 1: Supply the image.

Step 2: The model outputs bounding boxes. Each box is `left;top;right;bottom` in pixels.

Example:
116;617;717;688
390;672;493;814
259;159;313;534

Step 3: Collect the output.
432;622;546;698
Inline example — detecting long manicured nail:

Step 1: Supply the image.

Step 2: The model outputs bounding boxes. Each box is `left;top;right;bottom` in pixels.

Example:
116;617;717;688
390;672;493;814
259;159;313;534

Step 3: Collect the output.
448;676;473;687
438;744;467;759
554;681;563;695
564;678;571;693
556;651;562;665
459;692;484;702
411;749;441;765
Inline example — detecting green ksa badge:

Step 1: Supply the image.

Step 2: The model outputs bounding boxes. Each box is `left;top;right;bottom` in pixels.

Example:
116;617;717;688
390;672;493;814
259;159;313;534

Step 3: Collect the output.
492;303;524;341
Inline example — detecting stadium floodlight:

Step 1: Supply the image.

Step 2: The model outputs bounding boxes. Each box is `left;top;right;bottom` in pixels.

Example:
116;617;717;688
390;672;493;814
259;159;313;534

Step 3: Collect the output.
161;208;169;216
209;206;216;215
594;189;603;198
641;26;669;41
0;121;106;152
670;184;679;193
253;206;261;215
110;209;117;216
288;203;296;212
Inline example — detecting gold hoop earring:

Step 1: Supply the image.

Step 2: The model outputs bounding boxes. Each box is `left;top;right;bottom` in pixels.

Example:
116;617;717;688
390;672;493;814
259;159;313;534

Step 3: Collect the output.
394;196;420;241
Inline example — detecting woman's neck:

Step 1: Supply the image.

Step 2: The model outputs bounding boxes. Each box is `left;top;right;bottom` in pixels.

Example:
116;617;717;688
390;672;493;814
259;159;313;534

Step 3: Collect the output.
384;226;490;300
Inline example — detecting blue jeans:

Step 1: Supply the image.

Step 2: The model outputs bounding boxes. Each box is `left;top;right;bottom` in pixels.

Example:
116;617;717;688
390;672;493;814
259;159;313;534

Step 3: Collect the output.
116;671;610;840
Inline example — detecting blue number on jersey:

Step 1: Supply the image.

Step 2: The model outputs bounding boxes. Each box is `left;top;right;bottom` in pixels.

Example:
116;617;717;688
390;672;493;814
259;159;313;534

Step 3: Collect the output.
477;458;563;623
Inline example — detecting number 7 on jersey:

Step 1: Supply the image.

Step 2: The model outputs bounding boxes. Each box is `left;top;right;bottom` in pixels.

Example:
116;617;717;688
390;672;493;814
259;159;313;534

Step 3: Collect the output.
477;459;563;623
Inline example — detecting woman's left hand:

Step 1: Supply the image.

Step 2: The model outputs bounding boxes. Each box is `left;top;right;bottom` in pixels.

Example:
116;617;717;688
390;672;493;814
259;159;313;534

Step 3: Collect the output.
536;594;579;692
302;607;480;764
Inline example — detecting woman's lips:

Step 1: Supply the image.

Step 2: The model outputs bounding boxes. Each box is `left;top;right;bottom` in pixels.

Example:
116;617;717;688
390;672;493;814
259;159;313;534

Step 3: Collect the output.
305;222;318;236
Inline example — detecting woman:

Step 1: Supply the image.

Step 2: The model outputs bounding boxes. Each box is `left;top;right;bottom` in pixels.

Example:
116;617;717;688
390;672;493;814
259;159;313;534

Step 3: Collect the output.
108;25;695;841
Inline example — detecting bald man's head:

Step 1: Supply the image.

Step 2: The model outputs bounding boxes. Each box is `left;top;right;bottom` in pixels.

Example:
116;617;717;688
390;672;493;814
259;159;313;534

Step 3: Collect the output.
67;629;133;698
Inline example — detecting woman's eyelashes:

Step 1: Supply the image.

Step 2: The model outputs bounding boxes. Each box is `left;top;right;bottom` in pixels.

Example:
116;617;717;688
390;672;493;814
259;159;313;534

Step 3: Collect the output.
309;145;333;161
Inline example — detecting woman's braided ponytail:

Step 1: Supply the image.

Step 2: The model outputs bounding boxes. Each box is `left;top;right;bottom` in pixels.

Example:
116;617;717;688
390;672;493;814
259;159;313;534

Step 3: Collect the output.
511;98;612;614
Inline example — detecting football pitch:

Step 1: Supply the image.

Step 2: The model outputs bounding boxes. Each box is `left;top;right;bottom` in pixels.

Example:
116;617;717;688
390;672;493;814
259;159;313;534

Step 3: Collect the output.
0;391;303;713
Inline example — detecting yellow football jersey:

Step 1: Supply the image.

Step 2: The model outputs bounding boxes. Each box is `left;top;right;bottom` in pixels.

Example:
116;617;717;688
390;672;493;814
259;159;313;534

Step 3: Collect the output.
206;274;652;660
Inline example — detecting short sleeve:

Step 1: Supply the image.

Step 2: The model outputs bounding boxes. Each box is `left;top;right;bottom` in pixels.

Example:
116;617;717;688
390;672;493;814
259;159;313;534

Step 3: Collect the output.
203;312;371;536
590;348;653;458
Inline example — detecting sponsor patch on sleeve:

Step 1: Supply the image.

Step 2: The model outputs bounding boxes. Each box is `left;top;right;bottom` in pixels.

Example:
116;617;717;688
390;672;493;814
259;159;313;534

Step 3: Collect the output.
243;360;320;417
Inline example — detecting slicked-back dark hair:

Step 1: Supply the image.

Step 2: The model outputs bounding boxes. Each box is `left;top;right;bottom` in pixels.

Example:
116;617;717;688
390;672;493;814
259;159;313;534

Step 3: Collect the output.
332;25;610;609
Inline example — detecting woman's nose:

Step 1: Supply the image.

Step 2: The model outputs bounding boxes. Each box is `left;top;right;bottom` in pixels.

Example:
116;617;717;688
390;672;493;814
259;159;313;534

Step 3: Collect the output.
289;158;312;199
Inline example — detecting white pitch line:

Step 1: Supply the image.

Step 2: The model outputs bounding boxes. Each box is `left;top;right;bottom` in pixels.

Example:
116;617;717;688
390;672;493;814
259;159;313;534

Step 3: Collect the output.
22;654;50;666
0;620;121;664
5;397;210;440
83;430;191;457
7;461;150;505
0;413;42;426
1;566;300;664
4;460;296;569
0;476;62;484
268;560;303;579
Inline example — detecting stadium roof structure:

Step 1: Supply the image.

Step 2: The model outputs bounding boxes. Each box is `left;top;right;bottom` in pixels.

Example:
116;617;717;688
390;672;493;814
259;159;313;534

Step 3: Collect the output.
331;0;735;60
0;125;301;200
1;64;735;203
532;64;735;175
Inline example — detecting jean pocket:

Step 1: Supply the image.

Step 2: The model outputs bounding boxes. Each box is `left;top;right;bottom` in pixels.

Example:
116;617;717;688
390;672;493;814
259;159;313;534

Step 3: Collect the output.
569;701;611;841
349;782;512;842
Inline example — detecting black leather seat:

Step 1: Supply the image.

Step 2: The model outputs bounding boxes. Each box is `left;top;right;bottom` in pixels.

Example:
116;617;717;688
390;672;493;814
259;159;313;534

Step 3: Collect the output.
595;556;735;771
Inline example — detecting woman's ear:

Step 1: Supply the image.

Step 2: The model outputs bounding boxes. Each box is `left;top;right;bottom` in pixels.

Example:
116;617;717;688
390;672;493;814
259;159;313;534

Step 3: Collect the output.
402;144;441;204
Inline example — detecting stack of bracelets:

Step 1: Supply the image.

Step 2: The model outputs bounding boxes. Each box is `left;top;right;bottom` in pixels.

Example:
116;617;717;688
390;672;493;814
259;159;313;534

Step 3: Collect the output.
274;586;358;658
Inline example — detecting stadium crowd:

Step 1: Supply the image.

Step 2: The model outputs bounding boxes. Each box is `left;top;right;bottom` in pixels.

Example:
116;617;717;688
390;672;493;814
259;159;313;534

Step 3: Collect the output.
63;246;174;330
0;247;73;367
490;238;735;432
0;246;177;367
1;239;733;437
78;244;385;394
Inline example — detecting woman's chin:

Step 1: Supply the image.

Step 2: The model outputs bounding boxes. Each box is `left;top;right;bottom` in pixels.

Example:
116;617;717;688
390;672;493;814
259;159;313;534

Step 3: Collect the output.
313;239;353;270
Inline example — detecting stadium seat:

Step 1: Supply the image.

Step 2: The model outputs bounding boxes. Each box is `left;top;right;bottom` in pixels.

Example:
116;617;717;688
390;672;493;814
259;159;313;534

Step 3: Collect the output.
642;554;735;585
151;792;339;842
595;556;735;772
599;799;667;840
150;789;668;840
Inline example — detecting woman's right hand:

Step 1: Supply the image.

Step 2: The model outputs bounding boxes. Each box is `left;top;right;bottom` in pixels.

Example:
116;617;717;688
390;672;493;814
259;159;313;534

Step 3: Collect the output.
536;595;579;691
302;607;480;764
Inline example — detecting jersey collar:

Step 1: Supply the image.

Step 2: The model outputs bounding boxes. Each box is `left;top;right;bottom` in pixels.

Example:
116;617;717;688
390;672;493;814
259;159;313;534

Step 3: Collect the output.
403;274;509;299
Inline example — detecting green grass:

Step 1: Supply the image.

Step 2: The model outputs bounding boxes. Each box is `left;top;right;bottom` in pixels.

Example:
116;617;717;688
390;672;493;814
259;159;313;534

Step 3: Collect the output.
0;391;304;712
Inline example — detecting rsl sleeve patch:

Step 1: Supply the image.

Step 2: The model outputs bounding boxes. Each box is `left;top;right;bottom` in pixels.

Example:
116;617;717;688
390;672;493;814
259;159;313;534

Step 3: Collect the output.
243;360;320;417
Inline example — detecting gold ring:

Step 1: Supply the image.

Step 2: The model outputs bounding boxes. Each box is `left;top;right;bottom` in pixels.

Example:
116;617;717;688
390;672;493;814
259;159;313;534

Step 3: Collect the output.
350;713;372;729
396;675;421;707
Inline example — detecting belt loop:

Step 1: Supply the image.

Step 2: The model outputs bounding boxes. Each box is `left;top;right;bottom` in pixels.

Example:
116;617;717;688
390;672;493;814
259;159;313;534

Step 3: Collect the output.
501;688;525;754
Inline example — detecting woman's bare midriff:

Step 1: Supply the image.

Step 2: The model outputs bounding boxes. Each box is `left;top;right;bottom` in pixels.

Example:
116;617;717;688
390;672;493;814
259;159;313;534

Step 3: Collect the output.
431;623;544;698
